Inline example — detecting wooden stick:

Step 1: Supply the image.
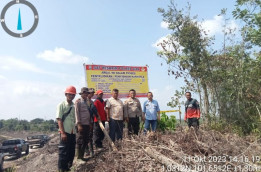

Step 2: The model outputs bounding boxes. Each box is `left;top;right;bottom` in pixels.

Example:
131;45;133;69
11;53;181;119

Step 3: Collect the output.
97;119;117;151
195;140;217;153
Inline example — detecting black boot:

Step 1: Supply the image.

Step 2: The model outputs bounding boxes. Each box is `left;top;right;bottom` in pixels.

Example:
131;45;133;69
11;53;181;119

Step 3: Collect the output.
90;142;94;157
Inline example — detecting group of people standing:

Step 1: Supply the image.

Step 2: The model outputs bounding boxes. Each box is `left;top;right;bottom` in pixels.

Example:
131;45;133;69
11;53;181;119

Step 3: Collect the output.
56;86;161;172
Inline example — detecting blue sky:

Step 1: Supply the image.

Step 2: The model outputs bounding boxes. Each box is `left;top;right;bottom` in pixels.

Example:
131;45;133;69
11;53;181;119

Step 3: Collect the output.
0;0;238;120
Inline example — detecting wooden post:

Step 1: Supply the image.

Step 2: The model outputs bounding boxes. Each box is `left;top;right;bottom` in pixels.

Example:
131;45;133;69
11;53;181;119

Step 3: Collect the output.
97;119;117;151
179;105;181;124
144;147;197;172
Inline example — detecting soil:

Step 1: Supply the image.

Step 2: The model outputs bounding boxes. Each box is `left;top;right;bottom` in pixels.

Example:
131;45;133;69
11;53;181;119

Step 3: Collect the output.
1;127;261;172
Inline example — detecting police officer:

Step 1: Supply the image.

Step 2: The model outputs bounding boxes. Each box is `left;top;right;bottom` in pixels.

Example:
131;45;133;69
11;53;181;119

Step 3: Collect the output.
75;87;92;161
86;88;96;157
124;89;142;135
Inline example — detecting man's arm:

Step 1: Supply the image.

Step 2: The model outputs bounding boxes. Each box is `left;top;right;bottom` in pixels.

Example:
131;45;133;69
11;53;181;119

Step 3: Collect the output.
56;104;67;141
75;100;83;132
105;100;111;121
156;101;160;121
142;102;146;121
184;102;188;122
106;108;110;121
57;119;67;141
137;100;143;117
123;100;129;122
196;100;200;119
91;103;100;119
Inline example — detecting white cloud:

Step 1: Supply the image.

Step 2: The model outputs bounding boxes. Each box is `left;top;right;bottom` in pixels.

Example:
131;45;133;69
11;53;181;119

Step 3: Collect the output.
0;75;6;79
0;79;84;120
37;47;88;64
0;56;46;73
0;66;11;70
201;15;238;36
152;34;171;51
154;15;239;52
0;56;82;80
161;21;169;29
165;85;173;91
152;34;183;52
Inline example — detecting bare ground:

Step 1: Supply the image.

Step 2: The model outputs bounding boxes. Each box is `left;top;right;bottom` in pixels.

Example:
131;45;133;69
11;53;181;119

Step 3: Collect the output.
1;127;261;172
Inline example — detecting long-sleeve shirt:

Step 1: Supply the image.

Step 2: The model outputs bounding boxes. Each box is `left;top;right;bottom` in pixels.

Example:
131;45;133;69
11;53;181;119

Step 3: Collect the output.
94;98;107;122
184;98;200;120
75;98;91;125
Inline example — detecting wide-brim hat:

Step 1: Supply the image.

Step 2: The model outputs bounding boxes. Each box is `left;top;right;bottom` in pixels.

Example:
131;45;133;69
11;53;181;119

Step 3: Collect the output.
88;88;95;93
79;87;89;95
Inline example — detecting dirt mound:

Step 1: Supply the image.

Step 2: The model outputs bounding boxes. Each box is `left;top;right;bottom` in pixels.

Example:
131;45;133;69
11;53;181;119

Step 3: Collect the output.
6;127;261;172
76;127;261;172
14;133;60;172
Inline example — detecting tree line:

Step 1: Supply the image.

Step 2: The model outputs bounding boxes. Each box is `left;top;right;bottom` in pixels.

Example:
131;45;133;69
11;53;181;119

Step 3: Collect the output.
0;118;57;132
159;0;261;135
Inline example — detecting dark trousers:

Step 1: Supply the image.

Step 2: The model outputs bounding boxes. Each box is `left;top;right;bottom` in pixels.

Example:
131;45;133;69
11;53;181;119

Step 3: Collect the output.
109;118;123;142
128;117;140;135
86;122;94;152
89;123;93;143
188;118;199;128
76;125;90;158
93;121;105;147
58;133;76;170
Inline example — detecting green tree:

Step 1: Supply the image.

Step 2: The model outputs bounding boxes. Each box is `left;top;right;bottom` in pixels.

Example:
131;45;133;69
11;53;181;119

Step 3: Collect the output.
30;118;44;124
233;0;261;46
158;1;261;135
157;2;212;121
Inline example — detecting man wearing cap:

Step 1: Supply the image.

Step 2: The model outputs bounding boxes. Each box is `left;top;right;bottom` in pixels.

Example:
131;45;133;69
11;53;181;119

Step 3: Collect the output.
56;86;77;172
86;88;96;156
106;88;125;142
93;90;107;148
75;87;91;160
124;89;142;135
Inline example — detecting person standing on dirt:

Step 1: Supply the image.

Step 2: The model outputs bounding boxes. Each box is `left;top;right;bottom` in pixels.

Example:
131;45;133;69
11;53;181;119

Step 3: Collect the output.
75;87;92;161
86;88;96;157
124;89;142;135
93;89;107;148
106;88;125;142
56;86;77;172
184;92;200;128
142;92;160;133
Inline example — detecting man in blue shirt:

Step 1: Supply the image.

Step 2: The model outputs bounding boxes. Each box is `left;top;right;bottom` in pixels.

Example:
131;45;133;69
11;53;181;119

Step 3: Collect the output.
142;92;160;133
